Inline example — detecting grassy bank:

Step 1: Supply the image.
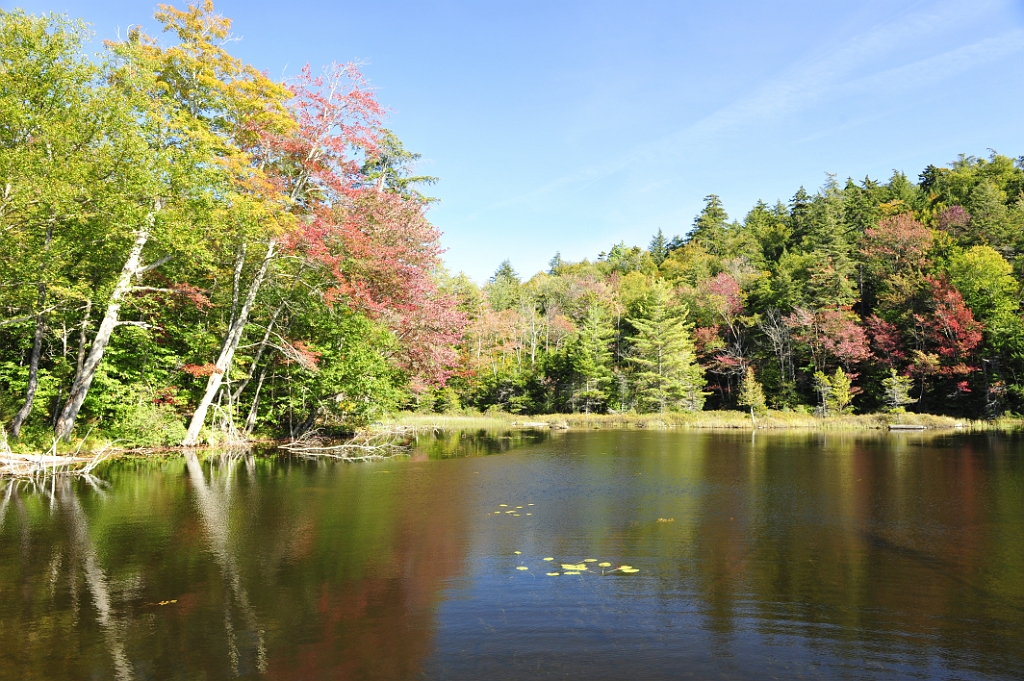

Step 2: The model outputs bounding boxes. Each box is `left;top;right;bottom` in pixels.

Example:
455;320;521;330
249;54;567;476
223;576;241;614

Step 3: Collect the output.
383;410;1016;432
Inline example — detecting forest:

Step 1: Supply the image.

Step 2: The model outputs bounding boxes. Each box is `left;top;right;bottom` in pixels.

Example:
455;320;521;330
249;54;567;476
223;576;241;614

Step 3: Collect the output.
3;4;1024;449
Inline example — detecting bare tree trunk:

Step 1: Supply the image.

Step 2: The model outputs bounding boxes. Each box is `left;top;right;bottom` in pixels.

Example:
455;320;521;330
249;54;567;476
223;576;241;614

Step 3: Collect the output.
12;224;54;437
231;300;285;403
10;284;46;437
75;299;92;379
183;240;276;446
55;209;160;441
242;361;271;436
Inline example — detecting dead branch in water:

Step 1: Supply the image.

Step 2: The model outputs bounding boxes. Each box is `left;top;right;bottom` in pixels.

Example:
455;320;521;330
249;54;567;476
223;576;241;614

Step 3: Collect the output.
0;425;112;478
279;425;416;461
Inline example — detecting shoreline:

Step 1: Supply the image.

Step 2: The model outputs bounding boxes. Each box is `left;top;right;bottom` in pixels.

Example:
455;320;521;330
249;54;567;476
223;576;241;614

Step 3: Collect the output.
3;410;1022;475
382;410;1017;433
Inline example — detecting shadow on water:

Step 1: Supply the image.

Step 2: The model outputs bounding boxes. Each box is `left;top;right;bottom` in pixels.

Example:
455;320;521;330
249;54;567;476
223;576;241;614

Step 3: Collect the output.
410;427;554;460
860;530;1024;614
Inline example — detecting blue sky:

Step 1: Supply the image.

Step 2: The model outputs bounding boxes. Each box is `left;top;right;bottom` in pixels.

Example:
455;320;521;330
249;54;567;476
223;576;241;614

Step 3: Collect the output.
10;0;1024;281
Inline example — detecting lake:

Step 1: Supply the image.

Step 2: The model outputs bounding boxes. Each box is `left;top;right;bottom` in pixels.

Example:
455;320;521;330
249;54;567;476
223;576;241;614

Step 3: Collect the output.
1;429;1022;680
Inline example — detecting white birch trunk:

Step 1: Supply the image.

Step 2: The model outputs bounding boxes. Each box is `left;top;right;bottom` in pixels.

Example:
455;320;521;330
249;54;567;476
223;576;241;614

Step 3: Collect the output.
183;240;276;446
55;210;158;441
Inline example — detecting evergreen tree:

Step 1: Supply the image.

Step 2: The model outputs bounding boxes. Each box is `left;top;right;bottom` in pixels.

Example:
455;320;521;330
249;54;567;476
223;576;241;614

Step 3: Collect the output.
567;304;614;413
627;282;705;413
361;129;439;202
881;368;916;422
649;229;669;265
486;260;521;311
688;195;729;255
814;367;856;416
737;365;767;424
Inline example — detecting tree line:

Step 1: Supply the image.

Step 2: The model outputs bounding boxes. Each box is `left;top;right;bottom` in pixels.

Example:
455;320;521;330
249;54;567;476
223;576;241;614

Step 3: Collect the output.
4;5;1024;448
428;154;1024;421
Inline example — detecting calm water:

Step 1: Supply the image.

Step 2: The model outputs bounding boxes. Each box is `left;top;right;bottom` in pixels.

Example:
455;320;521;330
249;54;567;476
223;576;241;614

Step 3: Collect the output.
1;430;1023;680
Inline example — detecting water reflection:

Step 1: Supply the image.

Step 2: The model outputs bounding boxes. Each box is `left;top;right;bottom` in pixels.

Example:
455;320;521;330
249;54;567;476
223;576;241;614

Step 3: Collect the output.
0;430;1022;680
0;452;471;680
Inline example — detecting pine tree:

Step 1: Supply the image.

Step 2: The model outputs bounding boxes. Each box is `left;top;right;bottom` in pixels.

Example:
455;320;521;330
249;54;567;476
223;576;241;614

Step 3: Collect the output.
826;367;856;415
688;195;729;254
737;366;767;424
627;282;705;413
568;304;614;413
486;260;521;311
814;367;857;416
649;229;669;265
881;368;916;422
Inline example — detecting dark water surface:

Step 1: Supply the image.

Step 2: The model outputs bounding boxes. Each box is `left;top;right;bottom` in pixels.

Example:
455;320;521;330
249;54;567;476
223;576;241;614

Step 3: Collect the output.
1;430;1023;680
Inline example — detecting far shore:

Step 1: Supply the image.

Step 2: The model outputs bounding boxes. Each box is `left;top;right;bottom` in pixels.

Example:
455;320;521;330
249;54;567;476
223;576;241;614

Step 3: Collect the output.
383;410;1020;433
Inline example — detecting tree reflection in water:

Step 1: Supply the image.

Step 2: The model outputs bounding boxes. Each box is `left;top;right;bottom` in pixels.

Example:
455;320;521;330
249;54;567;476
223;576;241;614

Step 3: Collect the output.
0;431;1022;680
0;451;471;679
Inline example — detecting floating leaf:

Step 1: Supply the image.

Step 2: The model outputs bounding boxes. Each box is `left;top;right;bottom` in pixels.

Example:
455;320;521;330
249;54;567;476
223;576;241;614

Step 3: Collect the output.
546;572;559;576
513;513;521;516
583;559;597;563
564;571;581;575
493;511;501;514
499;504;508;507
515;506;523;509
620;568;640;574
517;566;529;571
543;557;554;561
561;563;587;571
526;513;533;516
598;562;611;567
514;551;521;555
528;503;535;506
618;565;633;570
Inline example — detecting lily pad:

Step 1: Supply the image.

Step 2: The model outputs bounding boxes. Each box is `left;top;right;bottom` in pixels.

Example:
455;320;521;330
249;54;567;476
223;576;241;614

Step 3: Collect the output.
598;562;611;567
543;557;554;561
564;571;581;575
583;559;597;563
546;572;559;576
516;566;529;571
561;563;587;571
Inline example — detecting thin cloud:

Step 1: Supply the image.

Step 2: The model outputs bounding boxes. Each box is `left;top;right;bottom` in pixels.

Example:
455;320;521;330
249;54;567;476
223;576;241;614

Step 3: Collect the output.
457;0;1017;224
